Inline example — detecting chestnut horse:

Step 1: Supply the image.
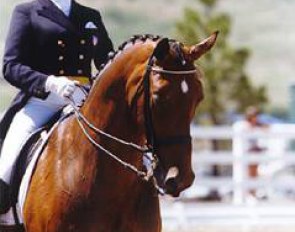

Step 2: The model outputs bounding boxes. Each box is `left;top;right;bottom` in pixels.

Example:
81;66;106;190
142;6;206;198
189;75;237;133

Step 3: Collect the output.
23;32;218;232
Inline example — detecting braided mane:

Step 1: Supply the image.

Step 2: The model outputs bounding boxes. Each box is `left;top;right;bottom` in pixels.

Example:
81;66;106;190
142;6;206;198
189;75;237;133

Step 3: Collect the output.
95;34;162;77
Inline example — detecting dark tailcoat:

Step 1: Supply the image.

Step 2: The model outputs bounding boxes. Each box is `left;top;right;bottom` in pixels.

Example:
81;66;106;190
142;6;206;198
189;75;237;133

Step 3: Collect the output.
0;0;114;150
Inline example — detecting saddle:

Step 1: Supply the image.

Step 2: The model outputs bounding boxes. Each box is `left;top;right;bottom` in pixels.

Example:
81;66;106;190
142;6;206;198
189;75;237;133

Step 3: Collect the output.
0;109;73;227
10;111;64;204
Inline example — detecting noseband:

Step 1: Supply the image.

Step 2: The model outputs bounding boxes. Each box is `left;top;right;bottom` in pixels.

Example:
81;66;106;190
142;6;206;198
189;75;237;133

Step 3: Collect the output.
70;50;198;194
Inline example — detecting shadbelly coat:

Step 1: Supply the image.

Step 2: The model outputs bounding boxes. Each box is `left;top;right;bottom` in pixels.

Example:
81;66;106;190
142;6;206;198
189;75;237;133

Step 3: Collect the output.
0;0;113;152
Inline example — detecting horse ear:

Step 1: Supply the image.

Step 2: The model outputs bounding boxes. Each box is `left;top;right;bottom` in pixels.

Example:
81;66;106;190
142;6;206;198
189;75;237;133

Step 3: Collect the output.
188;31;219;61
153;38;170;61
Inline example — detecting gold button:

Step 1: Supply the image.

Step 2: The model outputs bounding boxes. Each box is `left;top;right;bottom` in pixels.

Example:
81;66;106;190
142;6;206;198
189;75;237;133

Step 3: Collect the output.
77;69;83;75
80;39;86;45
58;40;65;47
58;56;64;61
79;54;84;60
59;70;65;75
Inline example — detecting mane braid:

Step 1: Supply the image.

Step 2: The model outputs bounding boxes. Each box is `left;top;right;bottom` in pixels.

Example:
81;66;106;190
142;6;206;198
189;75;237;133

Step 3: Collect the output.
94;34;162;78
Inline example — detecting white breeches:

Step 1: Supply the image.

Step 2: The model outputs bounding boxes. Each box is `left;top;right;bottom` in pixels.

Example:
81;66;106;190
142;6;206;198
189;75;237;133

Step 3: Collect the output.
0;89;84;184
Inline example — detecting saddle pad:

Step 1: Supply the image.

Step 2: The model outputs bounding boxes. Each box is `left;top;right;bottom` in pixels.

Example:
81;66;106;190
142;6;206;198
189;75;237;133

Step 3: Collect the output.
0;130;50;226
0;122;60;226
0;108;73;225
19;115;67;219
18;108;73;220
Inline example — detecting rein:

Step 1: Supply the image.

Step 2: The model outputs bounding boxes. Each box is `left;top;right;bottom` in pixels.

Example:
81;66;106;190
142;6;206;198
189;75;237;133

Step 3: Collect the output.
70;53;198;194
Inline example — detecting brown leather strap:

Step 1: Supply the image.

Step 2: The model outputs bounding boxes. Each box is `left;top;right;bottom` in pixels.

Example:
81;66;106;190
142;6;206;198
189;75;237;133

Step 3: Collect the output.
68;76;90;85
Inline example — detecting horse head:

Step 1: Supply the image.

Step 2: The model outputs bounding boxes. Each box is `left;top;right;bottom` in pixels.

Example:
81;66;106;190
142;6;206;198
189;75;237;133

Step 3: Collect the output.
130;32;219;197
80;32;218;197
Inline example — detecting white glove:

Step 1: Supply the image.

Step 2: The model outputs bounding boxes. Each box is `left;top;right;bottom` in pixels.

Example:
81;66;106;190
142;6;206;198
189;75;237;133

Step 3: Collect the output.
45;75;78;100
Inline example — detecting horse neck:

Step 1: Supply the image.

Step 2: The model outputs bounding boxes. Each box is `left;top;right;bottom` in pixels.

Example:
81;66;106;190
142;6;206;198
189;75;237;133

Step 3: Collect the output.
82;71;133;141
82;42;155;145
61;42;161;223
71;42;159;207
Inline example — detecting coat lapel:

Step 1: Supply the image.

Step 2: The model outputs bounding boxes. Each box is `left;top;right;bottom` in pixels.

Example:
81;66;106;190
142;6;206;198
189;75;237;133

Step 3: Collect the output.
37;0;78;34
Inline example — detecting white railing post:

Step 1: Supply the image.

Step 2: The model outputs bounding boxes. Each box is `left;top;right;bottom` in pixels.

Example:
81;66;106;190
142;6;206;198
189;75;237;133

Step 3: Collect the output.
233;127;247;204
191;125;295;205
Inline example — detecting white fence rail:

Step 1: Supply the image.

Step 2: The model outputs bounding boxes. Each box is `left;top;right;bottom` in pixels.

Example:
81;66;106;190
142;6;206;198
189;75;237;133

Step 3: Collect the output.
190;124;295;204
162;124;295;227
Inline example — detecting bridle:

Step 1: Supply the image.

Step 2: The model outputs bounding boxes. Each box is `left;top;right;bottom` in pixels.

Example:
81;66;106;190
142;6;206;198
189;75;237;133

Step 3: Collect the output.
69;50;198;194
143;56;195;155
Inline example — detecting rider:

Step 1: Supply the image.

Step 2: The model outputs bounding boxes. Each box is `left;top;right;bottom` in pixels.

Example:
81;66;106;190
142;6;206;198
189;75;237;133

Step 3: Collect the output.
0;0;113;214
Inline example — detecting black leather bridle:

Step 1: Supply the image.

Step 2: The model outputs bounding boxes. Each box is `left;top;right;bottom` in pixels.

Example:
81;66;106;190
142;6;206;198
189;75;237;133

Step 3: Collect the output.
142;55;194;155
70;45;198;193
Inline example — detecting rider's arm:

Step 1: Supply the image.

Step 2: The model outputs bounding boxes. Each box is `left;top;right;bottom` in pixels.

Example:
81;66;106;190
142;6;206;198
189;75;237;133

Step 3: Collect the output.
2;4;49;99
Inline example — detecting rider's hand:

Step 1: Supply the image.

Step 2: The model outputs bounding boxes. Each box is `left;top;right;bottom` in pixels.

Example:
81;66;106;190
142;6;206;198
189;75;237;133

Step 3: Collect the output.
45;75;79;100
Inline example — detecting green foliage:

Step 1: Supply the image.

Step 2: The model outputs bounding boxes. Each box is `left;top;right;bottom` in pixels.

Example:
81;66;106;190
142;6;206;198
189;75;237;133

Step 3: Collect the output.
175;0;268;124
199;0;217;8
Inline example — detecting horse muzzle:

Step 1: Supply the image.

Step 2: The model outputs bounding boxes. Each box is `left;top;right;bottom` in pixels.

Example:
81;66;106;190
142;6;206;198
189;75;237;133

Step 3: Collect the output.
164;171;195;197
154;165;195;197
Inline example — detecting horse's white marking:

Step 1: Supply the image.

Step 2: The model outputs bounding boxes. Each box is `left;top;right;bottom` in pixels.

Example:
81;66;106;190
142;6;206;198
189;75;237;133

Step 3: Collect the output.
181;80;189;94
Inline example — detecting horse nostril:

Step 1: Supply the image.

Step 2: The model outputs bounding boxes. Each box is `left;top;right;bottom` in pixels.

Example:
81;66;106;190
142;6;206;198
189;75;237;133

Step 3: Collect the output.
164;168;195;197
165;178;179;197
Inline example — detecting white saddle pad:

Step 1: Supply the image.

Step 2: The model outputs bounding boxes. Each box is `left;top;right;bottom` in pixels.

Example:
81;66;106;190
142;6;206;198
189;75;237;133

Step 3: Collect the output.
0;109;73;226
0;130;49;226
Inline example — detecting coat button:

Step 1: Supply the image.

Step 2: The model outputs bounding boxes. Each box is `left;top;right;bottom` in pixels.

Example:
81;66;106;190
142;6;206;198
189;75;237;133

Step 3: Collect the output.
80;39;86;45
79;54;84;60
59;70;65;75
58;56;64;61
77;69;83;75
58;40;65;47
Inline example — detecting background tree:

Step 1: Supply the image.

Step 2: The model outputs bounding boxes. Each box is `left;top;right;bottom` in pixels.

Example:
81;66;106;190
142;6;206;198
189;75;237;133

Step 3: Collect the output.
175;0;268;196
175;0;268;125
